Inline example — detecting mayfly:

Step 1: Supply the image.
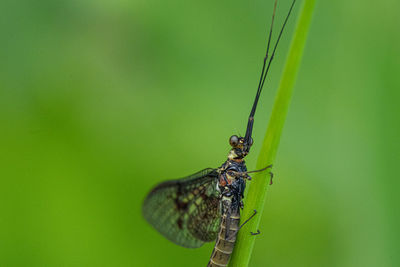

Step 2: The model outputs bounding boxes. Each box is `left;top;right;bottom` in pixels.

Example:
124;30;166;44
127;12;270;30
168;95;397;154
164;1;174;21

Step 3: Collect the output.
143;0;296;266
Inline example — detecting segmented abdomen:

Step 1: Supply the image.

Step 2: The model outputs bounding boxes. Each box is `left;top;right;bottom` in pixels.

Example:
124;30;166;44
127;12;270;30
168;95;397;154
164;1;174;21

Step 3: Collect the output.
207;212;240;267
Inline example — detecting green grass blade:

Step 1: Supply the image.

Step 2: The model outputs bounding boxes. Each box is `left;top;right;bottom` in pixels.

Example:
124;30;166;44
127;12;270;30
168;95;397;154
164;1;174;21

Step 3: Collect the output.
229;0;317;266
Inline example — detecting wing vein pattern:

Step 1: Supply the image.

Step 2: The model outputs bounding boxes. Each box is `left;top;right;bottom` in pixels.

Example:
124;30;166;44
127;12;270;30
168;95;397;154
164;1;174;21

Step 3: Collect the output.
142;168;221;248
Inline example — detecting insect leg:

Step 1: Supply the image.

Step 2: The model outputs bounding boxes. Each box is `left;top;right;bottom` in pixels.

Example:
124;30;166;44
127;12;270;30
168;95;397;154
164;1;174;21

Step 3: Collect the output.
227;209;260;239
269;171;274;185
238;209;257;231
246;164;273;174
251;229;261;235
245;165;275;185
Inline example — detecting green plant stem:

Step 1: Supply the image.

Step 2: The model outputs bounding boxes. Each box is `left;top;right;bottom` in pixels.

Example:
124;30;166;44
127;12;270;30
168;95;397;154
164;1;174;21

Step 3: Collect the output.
229;0;316;266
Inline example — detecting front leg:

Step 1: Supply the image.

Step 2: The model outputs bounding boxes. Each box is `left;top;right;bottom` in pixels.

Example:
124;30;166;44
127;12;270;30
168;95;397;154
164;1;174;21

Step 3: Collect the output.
268;171;274;185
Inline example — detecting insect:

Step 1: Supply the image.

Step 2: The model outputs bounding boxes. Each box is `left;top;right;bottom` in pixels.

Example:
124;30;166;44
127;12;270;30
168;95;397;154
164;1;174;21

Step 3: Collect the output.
142;0;296;266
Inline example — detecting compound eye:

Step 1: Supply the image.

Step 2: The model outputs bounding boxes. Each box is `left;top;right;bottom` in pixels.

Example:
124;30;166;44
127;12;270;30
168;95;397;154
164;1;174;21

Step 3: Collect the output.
229;135;239;147
248;137;253;146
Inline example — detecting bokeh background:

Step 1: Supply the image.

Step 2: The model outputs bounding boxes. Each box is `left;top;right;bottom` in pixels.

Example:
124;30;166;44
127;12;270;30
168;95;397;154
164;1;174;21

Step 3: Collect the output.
1;0;399;266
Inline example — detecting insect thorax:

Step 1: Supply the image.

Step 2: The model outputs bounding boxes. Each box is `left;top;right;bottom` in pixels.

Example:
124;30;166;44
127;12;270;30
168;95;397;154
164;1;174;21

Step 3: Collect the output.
217;156;249;212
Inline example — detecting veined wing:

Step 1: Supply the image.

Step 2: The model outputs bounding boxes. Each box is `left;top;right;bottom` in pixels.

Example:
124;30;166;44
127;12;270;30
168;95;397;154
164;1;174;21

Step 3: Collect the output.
142;168;221;248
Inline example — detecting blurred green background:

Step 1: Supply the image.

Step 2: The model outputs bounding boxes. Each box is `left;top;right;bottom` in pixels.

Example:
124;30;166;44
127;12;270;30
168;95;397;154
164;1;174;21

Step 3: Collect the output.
1;0;399;266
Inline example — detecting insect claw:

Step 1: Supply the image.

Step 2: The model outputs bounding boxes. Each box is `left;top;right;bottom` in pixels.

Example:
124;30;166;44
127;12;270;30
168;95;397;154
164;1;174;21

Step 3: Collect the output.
250;230;261;235
269;171;274;185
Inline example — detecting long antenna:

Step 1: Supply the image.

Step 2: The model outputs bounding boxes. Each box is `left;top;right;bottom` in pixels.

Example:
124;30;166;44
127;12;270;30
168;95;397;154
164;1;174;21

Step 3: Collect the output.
255;0;278;110
244;0;297;148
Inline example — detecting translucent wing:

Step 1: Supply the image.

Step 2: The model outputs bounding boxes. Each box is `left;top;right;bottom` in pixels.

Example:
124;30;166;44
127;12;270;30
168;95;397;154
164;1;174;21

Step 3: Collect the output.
142;168;221;248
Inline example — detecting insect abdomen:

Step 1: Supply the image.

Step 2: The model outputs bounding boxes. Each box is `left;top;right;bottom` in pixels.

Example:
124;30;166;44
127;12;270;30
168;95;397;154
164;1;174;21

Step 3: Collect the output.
207;213;240;267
